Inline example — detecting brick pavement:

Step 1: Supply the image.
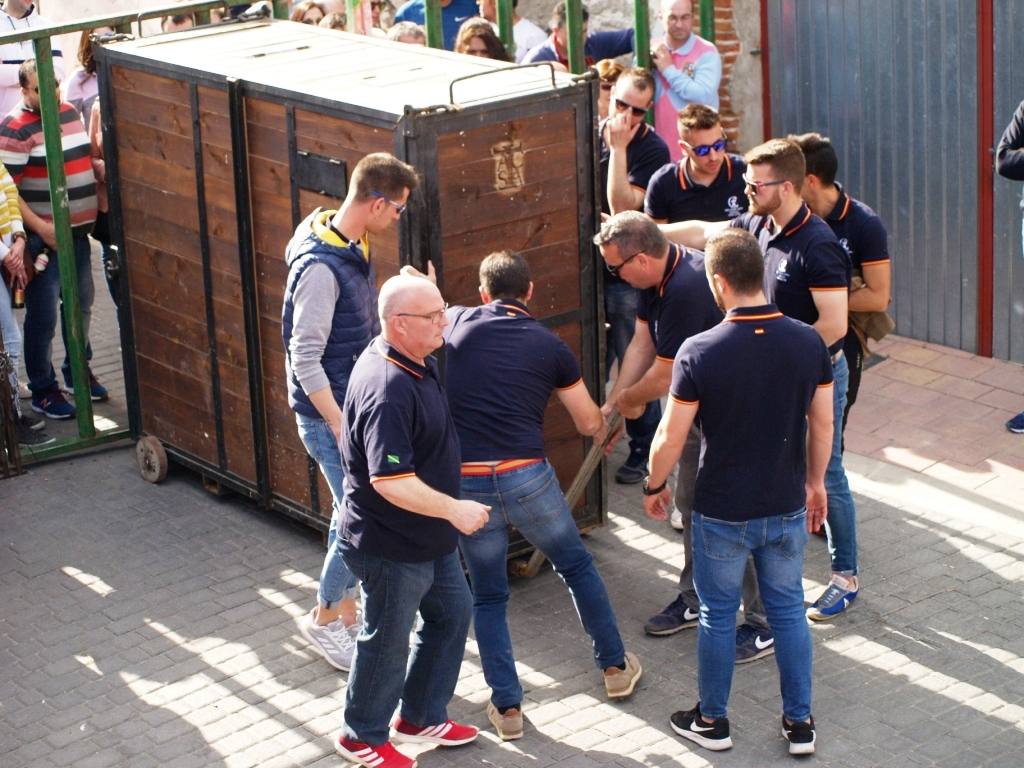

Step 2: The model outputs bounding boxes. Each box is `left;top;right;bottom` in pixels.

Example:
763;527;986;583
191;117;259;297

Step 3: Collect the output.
3;256;1024;765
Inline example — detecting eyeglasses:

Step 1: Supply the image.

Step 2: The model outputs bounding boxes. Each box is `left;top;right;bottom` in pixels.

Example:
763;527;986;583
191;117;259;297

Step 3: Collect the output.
605;250;642;277
614;98;648;118
742;175;787;194
395;303;448;324
689;138;727;157
372;191;408;214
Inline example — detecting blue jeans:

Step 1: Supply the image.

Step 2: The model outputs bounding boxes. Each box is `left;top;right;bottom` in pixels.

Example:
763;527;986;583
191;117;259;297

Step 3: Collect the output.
340;544;472;745
604;280;661;457
0;277;22;416
692;509;812;722
295;413;358;606
824;354;857;575
23;232;93;394
458;461;625;708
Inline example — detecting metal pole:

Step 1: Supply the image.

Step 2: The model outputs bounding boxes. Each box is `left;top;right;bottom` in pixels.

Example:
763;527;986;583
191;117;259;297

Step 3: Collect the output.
346;0;361;33
565;0;584;74
33;38;95;438
424;0;443;49
634;0;650;70
272;0;290;19
699;0;715;43
496;0;514;57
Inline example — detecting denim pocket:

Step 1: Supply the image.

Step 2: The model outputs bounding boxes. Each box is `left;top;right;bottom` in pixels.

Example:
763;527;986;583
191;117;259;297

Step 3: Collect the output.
776;509;808;560
698;515;748;560
515;467;562;525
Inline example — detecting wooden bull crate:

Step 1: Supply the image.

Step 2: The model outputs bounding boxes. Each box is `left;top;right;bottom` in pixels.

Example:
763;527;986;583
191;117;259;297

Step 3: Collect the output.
96;20;604;553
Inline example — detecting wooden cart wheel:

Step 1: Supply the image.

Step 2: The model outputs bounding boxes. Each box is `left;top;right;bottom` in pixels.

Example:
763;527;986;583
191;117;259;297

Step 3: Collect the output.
136;436;168;484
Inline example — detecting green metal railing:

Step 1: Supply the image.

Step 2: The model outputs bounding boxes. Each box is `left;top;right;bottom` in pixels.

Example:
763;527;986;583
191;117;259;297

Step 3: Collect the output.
0;1;287;463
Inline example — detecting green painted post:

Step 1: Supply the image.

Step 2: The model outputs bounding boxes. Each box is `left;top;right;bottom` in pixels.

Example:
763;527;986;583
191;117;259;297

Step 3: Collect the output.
496;0;514;58
33;38;95;438
634;0;650;70
272;1;290;19
565;0;584;74
424;0;443;49
699;0;715;43
346;0;361;32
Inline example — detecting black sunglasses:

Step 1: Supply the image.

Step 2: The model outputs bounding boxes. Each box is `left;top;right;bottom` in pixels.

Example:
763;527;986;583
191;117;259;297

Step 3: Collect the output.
605;249;642;277
690;138;727;157
614;98;647;118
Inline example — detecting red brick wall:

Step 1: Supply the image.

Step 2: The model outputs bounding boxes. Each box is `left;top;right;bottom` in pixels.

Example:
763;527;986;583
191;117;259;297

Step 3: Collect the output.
696;0;743;146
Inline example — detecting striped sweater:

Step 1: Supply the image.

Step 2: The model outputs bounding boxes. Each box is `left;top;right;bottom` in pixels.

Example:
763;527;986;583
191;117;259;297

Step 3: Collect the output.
0;102;97;233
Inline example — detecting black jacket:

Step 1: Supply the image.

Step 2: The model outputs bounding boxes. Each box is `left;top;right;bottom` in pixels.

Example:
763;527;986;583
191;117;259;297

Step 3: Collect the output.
996;100;1024;181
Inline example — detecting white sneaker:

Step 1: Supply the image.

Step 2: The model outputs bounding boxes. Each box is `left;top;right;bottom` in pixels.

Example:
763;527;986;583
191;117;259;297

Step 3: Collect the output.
298;610;356;671
18;381;30;399
670;508;685;531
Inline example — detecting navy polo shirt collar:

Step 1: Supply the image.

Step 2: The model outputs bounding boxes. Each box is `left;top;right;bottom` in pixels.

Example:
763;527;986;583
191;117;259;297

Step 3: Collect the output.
678;154;734;191
377;338;427;380
657;244;682;296
725;303;784;322
493;299;532;317
765;203;813;239
824;183;852;224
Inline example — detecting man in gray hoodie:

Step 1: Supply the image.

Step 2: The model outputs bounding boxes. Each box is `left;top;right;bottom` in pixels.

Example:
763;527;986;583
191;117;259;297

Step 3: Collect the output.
282;152;419;671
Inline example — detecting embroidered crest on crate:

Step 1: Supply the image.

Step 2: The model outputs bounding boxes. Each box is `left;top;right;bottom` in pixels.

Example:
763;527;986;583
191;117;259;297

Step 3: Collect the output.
491;139;525;194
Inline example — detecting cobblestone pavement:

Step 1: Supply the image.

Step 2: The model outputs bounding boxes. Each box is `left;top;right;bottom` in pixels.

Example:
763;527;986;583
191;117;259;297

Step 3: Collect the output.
2;433;1023;767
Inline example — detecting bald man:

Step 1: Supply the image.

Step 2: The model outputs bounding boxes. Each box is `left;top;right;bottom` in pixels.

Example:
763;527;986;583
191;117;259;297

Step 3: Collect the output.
335;275;489;768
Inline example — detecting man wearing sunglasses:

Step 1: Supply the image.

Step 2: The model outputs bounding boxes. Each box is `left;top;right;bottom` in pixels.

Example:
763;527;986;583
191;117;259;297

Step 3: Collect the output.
600;67;671;486
662;139;858;625
282;153;418;674
646;104;747;230
650;0;721;163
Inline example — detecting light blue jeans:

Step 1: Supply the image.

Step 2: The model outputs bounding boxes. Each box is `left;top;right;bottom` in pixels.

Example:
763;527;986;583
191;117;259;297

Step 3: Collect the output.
295;413;358;606
823;354;857;575
341;544;472;745
0;277;23;417
459;460;625;709
692;509;812;722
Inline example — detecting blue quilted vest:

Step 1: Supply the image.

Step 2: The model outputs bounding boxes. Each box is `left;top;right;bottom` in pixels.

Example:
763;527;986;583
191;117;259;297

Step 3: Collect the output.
282;210;380;418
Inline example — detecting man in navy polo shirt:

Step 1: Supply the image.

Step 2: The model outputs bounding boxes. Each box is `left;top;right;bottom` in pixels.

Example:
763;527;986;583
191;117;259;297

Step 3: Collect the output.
522;1;633;67
661;139;858;623
646;228;833;755
446;251;642;741
335;275;490;768
393;0;477;50
595;212;771;663
645;104;747;226
791;132;891;441
996;101;1024;434
283;152;418;672
600;67;671;486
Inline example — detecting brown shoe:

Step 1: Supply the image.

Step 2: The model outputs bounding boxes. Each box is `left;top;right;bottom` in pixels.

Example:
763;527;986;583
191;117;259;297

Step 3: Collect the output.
604;651;642;699
486;702;523;740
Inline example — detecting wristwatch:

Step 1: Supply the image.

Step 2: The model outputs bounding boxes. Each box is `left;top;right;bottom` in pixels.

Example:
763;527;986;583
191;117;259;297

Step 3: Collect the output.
12;231;25;242
642;476;667;496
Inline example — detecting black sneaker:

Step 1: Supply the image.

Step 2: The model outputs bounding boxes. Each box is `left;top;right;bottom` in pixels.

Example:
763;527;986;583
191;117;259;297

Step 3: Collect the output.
670;705;732;751
16;421;56;447
18;413;45;432
735;623;775;664
644;593;699;636
615;450;647;484
782;716;815;755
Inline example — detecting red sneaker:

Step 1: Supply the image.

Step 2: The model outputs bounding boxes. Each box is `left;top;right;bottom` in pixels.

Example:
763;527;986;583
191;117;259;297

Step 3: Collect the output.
392;717;478;746
335;737;416;768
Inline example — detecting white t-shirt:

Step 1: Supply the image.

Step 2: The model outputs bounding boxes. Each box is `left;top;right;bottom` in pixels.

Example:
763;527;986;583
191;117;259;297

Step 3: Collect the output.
0;5;64;117
513;17;547;64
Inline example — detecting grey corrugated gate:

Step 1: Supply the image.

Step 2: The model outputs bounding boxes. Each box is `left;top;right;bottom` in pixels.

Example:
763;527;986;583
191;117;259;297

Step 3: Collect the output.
766;0;1024;364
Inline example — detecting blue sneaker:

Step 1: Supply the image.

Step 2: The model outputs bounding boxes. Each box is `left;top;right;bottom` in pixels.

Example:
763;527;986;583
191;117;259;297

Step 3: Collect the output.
1007;411;1024;434
30;386;76;419
807;575;858;622
64;370;109;402
735;623;774;664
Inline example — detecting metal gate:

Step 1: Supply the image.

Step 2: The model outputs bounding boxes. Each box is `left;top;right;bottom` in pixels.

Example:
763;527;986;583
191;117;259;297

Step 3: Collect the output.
765;0;1024;362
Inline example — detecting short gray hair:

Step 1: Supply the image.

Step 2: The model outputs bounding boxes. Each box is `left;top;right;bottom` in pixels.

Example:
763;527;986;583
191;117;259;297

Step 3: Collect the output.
593;211;667;257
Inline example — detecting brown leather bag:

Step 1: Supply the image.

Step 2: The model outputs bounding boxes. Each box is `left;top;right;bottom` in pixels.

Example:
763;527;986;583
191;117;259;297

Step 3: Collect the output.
849;270;895;353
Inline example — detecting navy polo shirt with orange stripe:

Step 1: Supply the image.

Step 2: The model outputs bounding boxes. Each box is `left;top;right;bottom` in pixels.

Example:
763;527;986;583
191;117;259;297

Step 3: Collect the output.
824;184;890;275
443;300;581;462
670;304;834;522
731;203;851;354
644;154;749;223
636;244;724;363
340;337;461;562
